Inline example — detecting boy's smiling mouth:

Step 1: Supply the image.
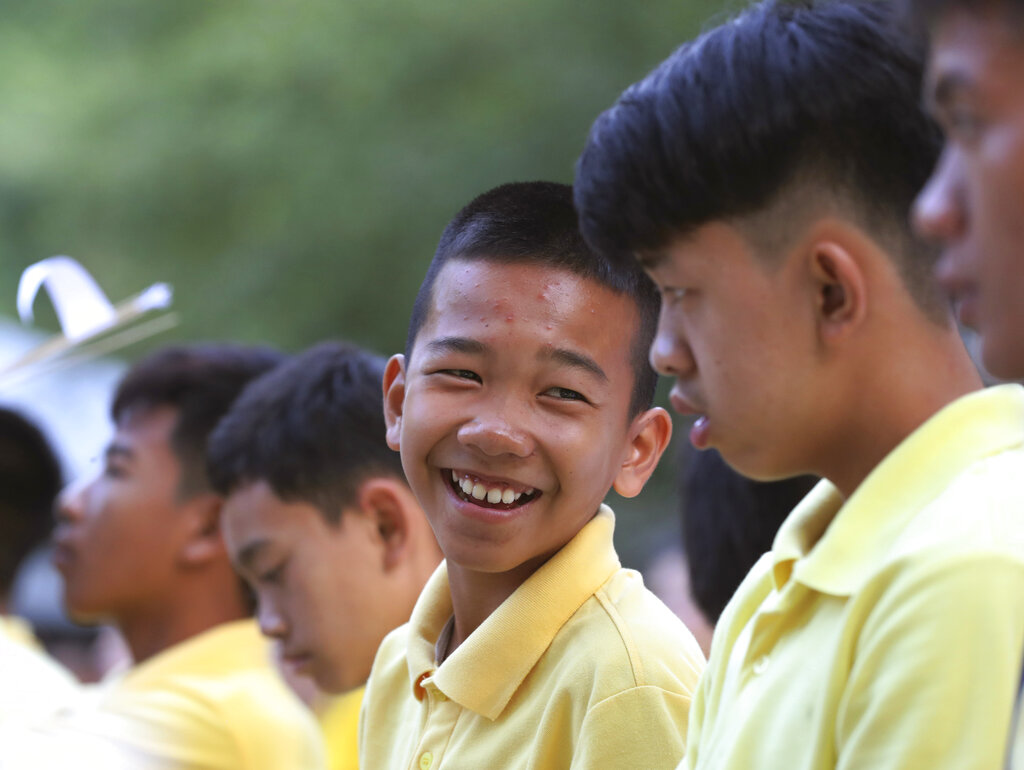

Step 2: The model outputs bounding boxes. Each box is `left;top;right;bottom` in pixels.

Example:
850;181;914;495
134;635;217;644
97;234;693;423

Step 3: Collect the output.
445;469;540;510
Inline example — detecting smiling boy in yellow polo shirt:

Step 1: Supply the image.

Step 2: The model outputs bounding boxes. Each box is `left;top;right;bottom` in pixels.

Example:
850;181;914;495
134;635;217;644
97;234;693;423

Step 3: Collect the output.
360;181;705;769
574;1;1024;768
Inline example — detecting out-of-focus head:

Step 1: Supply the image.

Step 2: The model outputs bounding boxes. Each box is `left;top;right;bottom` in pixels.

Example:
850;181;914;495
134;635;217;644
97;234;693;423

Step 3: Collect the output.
681;447;817;624
0;408;62;599
211;341;439;693
54;344;284;625
910;0;1024;378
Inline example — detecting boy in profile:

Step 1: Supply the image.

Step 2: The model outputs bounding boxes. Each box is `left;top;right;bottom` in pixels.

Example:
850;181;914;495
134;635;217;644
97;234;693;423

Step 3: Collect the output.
207;341;442;770
362;181;705;769
574;0;1024;767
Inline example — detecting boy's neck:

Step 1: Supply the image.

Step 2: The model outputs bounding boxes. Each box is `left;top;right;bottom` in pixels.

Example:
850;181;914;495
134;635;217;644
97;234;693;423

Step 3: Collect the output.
819;326;984;499
445;552;553;655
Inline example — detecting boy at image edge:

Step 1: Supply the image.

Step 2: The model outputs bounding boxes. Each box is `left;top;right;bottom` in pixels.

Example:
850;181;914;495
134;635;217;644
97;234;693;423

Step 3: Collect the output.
359;181;705;769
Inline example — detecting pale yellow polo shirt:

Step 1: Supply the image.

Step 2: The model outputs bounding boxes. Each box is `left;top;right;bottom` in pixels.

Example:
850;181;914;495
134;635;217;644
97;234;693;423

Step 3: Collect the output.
685;384;1024;770
5;619;326;769
360;505;705;770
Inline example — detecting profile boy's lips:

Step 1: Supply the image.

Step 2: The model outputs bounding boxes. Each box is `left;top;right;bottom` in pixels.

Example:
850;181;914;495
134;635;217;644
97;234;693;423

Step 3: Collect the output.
669;388;703;417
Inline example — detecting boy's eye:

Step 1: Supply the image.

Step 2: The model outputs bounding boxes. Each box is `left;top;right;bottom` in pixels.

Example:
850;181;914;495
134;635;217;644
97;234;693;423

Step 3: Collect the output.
103;463;127;480
940;104;984;144
660;286;689;305
543;386;589;403
439;368;482;383
258;563;286;584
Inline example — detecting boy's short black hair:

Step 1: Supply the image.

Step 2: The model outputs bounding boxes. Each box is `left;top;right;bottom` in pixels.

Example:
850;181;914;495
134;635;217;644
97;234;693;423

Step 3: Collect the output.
681;448;817;623
207;341;405;524
575;0;946;319
405;181;660;418
0;408;63;593
113;344;285;498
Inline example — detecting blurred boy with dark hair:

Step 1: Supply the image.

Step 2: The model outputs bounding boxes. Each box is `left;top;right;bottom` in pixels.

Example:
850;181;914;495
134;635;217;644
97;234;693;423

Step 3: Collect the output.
207;340;442;770
15;345;325;769
0;407;77;723
362;181;705;769
575;0;1024;767
680;448;816;627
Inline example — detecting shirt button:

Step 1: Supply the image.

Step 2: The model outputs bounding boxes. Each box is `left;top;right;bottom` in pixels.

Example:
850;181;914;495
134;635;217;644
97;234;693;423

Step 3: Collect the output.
752;655;770;675
419;751;434;770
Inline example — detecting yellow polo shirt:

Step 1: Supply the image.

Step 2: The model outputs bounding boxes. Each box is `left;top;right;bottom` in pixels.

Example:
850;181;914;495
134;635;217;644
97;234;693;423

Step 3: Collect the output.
319;687;362;770
686;384;1024;770
360;505;705;770
6;619;326;769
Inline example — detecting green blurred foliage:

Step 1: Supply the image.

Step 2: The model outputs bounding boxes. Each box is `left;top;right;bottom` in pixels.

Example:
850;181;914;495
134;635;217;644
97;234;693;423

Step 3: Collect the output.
0;0;723;566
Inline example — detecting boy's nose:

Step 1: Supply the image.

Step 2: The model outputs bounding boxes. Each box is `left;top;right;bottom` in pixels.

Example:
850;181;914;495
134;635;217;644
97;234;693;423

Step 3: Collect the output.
55;477;91;525
257;598;288;640
649;312;695;379
457;414;534;458
912;146;966;245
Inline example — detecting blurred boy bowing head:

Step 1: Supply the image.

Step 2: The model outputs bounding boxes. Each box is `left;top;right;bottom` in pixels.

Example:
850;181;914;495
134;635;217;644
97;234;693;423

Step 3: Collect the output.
911;0;1024;380
208;340;441;695
363;181;704;770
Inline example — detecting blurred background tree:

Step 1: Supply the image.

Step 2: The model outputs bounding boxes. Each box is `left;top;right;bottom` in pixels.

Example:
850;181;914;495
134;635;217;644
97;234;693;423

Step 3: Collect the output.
0;0;726;567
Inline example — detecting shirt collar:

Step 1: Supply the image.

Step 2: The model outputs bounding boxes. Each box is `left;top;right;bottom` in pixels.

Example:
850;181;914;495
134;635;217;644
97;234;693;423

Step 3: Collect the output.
405;505;620;721
772;384;1024;596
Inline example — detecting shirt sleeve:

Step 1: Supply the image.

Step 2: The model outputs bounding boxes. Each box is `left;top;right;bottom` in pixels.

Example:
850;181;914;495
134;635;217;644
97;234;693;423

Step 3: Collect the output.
571;685;690;770
836;553;1024;770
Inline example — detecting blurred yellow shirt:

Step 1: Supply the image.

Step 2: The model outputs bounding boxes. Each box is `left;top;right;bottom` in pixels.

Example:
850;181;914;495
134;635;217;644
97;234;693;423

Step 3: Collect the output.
319;687;361;770
686;384;1024;770
0;615;78;724
360;505;705;770
7;618;326;769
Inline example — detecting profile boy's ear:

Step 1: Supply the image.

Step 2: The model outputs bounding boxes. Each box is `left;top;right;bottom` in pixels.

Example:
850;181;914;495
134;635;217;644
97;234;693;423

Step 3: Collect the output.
612;406;673;498
179;493;227;567
383;354;407;451
357;477;419;572
808;239;867;344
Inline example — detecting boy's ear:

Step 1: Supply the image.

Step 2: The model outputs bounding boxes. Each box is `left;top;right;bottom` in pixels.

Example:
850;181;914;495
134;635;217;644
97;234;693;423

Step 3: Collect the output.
179;493;227;567
808;238;867;346
612;406;673;498
355;477;418;572
383;354;406;452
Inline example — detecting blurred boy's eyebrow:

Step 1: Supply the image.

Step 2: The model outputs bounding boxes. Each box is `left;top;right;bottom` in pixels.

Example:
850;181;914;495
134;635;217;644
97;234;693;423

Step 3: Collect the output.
541;348;608;382
425;336;487;356
636;250;667;270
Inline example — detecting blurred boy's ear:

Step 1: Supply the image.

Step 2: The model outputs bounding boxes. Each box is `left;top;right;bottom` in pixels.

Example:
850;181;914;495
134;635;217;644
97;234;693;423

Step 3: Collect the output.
179;493;227;566
612;406;673;498
356;477;421;572
383;354;406;451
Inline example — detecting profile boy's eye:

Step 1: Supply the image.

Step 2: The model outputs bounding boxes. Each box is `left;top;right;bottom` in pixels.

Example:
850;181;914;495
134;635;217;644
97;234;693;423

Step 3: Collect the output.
258;563;285;584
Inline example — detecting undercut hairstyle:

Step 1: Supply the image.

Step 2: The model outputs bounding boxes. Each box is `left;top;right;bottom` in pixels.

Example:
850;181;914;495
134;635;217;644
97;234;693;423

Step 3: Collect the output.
207;341;405;524
575;0;947;320
681;448;817;624
405;181;660;417
0;408;63;594
112;344;285;499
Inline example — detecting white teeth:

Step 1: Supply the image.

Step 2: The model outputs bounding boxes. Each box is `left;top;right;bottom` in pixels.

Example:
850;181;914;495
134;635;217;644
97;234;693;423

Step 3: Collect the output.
460;478;474;495
452;470;459;483
487;488;502;503
502;489;516;504
471;483;487;500
452;471;533;505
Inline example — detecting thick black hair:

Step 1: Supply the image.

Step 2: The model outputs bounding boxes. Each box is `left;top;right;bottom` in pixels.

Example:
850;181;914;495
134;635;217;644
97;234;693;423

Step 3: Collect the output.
405;181;660;418
112;344;285;498
681;447;818;623
0;408;63;593
207;341;404;524
575;0;946;317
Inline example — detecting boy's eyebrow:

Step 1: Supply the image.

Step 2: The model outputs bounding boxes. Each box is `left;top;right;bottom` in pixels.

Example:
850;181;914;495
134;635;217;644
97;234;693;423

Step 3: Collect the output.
635;250;667;270
424;336;487;356
540;348;609;382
